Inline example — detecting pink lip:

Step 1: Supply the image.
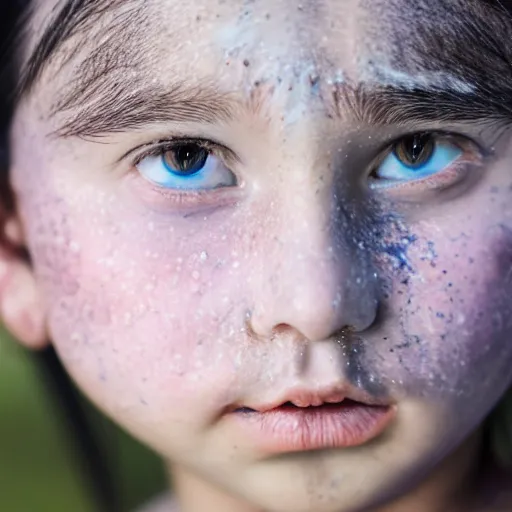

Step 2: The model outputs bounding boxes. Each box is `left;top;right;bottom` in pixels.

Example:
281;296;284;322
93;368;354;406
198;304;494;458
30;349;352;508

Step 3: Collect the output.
228;387;396;455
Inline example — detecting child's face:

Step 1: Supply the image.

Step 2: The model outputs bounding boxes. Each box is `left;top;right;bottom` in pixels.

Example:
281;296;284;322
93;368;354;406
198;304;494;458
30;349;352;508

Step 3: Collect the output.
9;0;512;510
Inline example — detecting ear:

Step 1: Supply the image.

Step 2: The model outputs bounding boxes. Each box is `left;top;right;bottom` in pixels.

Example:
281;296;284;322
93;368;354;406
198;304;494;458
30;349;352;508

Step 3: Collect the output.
0;213;48;350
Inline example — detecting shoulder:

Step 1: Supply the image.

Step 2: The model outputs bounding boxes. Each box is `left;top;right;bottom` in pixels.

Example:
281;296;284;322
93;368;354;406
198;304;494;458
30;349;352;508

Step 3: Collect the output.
134;493;179;512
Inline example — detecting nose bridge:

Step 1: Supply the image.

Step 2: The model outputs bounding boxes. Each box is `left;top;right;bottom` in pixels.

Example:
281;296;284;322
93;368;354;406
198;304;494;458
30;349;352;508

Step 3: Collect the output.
250;185;378;342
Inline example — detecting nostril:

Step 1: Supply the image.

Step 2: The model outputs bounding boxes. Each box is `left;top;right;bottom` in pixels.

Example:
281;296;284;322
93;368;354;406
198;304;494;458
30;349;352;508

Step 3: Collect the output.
272;324;292;335
334;325;356;340
372;300;387;327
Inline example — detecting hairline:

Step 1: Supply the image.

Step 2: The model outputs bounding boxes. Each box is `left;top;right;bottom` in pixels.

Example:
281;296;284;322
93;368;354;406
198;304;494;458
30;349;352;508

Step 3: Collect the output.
17;0;512;99
16;0;132;100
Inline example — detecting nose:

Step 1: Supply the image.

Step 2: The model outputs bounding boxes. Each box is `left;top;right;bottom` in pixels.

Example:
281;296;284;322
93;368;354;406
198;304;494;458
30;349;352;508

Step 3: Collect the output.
248;189;379;342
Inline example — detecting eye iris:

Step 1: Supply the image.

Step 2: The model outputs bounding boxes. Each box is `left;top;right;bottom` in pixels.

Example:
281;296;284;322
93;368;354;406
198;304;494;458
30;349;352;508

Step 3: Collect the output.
394;134;435;169
164;144;209;175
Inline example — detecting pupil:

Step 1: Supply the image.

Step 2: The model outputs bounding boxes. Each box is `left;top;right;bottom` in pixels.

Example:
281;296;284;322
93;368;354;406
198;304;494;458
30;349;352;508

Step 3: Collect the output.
166;144;208;174
396;134;434;168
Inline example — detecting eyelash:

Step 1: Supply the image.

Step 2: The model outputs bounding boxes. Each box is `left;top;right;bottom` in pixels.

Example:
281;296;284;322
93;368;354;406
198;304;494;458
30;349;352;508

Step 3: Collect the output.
132;137;232;167
127;137;240;209
367;132;482;192
126;130;483;207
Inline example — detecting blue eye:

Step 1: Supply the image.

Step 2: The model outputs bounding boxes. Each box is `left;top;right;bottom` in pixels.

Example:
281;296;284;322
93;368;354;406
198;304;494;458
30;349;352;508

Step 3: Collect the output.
136;142;236;190
374;134;463;183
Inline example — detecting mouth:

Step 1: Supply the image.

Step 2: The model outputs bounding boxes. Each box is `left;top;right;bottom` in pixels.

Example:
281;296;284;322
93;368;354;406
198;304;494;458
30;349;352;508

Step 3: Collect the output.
228;390;396;455
235;399;373;413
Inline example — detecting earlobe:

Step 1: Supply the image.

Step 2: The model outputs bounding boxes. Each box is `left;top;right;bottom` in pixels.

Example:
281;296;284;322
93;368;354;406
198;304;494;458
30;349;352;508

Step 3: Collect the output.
0;216;48;349
0;259;48;349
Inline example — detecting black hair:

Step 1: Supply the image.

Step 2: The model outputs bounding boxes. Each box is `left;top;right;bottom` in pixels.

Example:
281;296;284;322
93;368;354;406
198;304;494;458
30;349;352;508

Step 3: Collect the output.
0;3;119;511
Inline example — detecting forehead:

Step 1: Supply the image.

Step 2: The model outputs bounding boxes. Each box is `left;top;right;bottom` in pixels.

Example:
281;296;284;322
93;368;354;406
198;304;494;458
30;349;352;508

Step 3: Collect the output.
24;0;497;93
18;0;512;142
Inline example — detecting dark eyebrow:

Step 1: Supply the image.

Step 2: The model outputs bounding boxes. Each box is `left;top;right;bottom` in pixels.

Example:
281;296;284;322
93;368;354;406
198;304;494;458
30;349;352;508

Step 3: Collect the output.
51;78;512;139
52;80;236;138
333;83;512;130
18;0;512;137
339;0;512;128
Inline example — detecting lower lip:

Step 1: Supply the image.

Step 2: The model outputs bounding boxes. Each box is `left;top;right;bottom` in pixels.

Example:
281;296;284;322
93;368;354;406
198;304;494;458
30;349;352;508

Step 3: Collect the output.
230;401;396;455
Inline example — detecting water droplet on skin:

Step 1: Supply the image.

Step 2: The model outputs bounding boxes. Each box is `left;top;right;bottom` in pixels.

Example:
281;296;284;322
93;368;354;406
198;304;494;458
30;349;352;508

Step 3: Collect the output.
200;251;209;262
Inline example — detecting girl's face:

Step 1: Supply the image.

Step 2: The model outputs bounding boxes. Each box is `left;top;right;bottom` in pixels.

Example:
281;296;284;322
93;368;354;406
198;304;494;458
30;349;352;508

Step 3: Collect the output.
9;0;512;510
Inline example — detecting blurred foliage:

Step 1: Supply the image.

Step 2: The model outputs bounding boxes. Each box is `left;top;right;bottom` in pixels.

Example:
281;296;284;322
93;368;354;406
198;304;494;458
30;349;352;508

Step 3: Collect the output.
0;330;166;512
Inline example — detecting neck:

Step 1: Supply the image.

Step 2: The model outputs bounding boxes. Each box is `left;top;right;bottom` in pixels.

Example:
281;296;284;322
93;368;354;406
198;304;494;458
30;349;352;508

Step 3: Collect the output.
169;465;260;512
168;431;483;512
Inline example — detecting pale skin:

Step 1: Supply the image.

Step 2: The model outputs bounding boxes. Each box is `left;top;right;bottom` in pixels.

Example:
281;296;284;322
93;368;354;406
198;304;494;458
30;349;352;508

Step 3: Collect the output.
3;0;512;511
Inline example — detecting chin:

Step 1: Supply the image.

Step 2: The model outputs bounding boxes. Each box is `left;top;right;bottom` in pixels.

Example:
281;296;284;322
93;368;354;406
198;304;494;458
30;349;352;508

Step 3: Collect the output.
240;488;374;512
215;458;394;512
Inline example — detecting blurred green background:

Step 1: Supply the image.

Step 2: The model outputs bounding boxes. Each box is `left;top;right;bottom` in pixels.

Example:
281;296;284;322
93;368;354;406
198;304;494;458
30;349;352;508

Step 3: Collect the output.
0;329;166;512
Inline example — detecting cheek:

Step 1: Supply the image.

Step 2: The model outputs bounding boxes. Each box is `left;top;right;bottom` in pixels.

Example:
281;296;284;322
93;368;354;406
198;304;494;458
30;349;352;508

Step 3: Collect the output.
382;220;512;409
22;185;258;427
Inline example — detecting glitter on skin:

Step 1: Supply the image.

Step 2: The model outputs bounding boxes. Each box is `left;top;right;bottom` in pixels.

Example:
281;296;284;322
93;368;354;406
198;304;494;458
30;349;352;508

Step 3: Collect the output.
7;0;512;511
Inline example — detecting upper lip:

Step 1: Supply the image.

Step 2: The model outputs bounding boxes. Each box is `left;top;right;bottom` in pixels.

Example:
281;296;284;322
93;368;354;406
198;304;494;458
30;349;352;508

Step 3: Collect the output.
233;384;393;413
